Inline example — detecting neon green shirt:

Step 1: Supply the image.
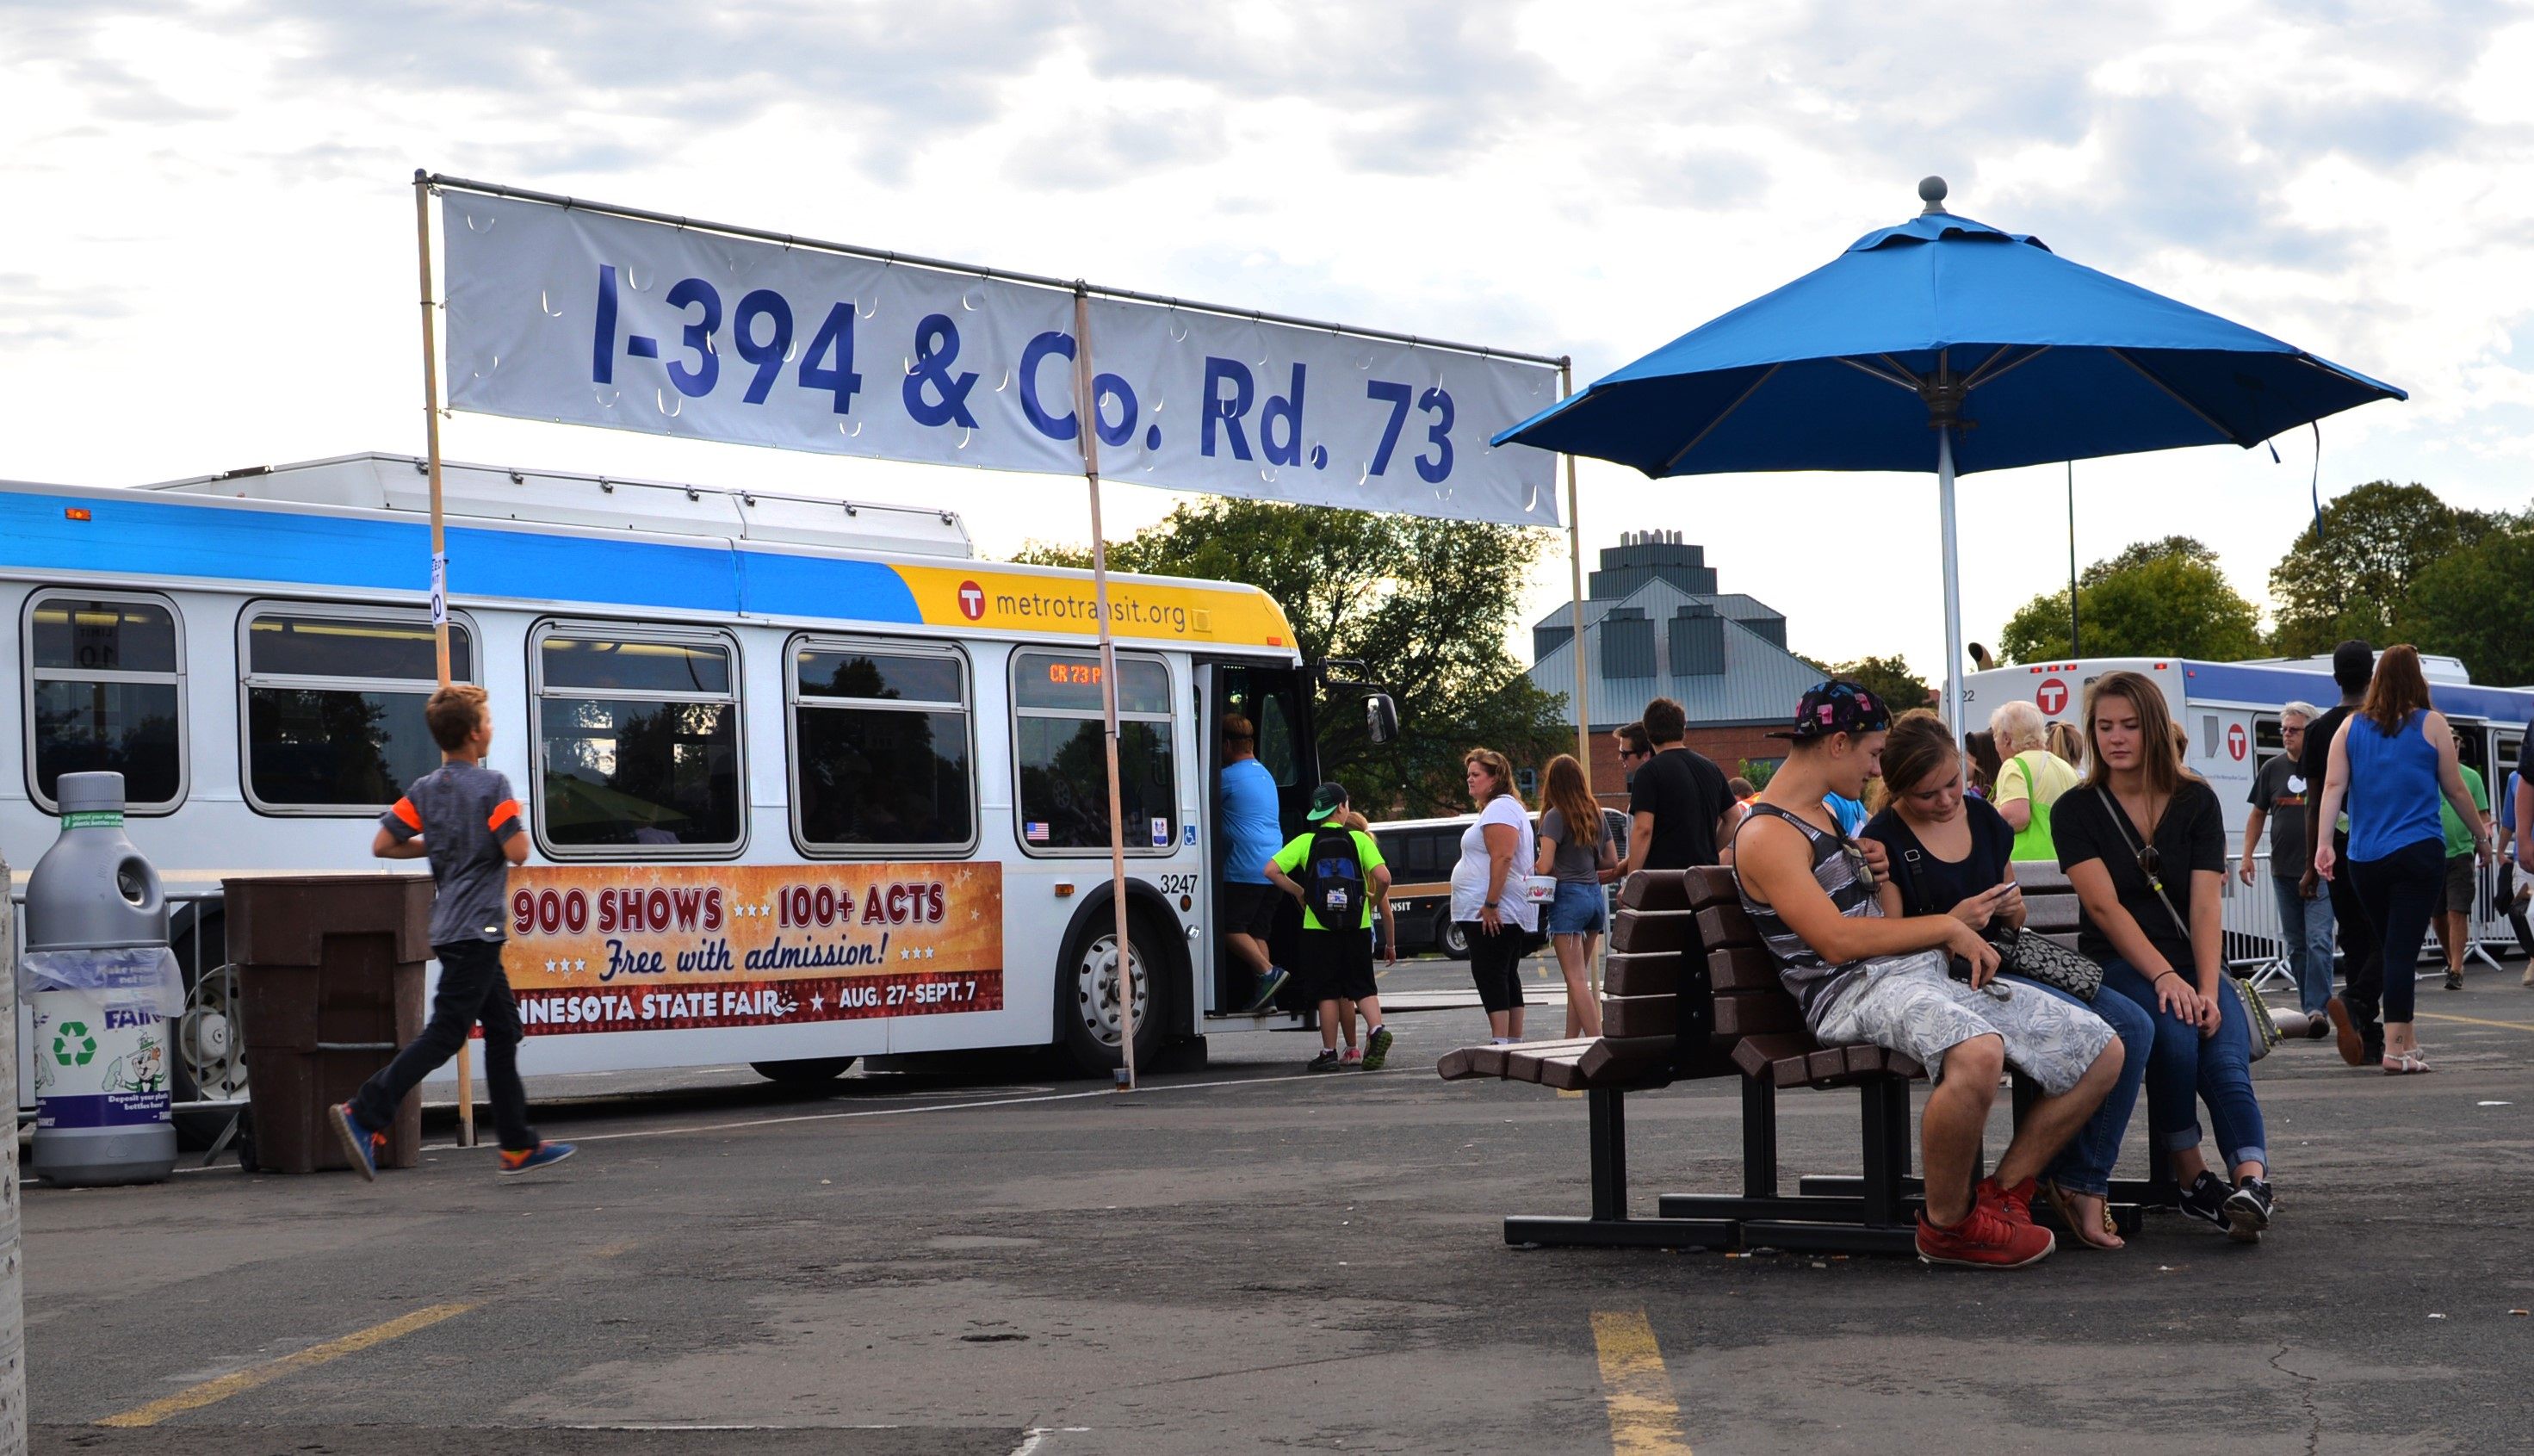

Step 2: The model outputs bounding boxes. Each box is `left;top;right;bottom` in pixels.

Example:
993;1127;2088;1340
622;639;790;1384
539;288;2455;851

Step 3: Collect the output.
1270;826;1386;931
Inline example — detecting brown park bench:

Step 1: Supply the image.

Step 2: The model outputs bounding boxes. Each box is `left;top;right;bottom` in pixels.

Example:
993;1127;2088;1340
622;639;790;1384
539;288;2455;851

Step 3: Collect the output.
1439;866;1926;1254
1437;859;2153;1253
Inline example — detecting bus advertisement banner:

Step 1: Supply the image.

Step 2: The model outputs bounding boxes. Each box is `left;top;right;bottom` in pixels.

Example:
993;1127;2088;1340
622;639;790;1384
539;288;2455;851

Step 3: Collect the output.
439;189;1561;529
500;863;1003;1035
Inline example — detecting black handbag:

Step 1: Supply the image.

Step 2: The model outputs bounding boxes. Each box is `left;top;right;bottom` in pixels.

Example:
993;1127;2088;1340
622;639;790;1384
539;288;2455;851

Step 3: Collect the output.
1887;832;2102;1002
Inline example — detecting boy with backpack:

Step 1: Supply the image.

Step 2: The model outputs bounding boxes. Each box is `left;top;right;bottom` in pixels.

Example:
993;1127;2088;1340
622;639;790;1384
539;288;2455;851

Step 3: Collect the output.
1266;784;1396;1073
329;684;575;1179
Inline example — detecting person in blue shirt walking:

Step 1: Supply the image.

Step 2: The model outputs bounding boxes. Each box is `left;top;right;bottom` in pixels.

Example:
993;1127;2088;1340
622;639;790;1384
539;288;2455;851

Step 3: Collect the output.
2313;647;2492;1074
1218;715;1291;1013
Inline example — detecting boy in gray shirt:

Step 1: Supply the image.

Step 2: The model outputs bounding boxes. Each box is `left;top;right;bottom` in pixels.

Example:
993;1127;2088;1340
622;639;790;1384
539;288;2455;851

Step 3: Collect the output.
330;685;573;1178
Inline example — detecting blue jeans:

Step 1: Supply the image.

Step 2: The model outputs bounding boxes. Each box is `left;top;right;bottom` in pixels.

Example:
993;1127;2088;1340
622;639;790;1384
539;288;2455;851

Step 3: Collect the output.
2022;976;2149;1198
2270;874;2338;1016
2098;958;2268;1174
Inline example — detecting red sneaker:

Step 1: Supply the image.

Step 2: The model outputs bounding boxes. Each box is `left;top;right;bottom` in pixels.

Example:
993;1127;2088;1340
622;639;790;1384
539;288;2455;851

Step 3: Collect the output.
1917;1204;2054;1269
1976;1175;2038;1226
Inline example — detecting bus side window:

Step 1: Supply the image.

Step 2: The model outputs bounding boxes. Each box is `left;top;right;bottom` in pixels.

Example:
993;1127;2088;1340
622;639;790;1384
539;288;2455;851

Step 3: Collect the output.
535;628;745;853
242;606;475;814
26;592;186;813
790;640;975;852
1013;650;1175;853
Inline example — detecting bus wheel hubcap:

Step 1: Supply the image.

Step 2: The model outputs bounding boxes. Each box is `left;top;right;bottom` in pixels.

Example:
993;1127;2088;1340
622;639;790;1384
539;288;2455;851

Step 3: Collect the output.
1075;934;1149;1047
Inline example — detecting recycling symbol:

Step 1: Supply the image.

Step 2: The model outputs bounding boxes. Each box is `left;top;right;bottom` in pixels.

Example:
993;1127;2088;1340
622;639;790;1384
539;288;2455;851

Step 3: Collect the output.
52;1021;96;1067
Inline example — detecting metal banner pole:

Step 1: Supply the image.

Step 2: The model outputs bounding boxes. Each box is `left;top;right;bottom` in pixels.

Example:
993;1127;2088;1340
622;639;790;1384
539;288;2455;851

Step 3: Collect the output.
1936;424;1965;740
414;170;473;1147
1073;288;1138;1092
2066;462;2080;657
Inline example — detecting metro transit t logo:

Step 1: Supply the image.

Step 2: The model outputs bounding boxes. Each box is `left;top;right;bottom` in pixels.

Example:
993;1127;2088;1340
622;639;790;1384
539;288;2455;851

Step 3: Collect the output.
2036;678;2068;716
956;580;985;621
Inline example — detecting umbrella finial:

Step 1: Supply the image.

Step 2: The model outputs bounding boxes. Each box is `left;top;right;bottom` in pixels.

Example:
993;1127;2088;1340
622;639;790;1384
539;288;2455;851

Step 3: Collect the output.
1918;176;1949;214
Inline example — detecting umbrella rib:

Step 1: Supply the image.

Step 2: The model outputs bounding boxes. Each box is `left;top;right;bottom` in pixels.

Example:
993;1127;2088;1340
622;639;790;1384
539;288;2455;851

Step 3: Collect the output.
2108;348;2242;445
1962;344;2051;391
1835;356;1919;391
1659;362;1783;472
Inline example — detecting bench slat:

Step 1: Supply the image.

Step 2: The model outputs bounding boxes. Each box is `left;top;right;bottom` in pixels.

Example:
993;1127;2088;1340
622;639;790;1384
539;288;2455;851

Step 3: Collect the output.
1713;990;1803;1038
1575;1035;1679;1085
1608;910;1697;954
1600;993;1675;1039
1603;951;1683;998
1617;871;1693;912
1694;904;1761;953
1682;867;1740;908
1707;945;1780;993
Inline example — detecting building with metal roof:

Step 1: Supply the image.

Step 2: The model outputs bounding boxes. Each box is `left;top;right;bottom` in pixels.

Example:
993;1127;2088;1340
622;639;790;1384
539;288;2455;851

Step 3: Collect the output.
1527;532;1822;802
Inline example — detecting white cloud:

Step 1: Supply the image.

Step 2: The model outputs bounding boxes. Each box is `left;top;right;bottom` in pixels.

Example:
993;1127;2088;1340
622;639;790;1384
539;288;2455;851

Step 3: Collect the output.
3;0;2531;690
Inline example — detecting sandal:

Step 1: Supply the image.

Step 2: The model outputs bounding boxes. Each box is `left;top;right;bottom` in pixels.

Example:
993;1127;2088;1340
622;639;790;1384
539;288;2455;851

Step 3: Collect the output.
2040;1180;2125;1249
2382;1050;2434;1075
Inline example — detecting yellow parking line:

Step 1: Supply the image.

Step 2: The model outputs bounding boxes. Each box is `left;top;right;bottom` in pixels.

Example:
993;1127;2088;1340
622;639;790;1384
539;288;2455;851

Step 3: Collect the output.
1590;1309;1693;1455
2415;1012;2534;1033
97;1302;476;1428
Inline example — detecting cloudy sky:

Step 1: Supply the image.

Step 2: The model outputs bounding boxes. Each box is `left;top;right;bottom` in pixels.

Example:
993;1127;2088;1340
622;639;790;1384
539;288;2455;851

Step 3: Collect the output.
5;1;2529;683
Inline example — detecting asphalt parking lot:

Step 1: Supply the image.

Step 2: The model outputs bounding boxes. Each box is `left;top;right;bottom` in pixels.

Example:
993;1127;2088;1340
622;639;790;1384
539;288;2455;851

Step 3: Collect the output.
21;956;2534;1455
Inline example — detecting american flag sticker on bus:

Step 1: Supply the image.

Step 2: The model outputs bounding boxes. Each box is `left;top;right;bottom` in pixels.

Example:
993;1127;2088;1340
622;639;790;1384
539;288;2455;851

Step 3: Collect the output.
1025;821;1050;842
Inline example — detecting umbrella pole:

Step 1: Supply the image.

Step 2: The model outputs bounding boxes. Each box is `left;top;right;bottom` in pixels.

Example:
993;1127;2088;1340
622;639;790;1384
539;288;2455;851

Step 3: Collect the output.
1937;425;1965;740
1558;359;1600;1006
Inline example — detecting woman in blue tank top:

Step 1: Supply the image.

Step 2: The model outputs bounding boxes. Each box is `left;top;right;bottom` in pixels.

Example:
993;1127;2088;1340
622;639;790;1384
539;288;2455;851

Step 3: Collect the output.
2314;646;2492;1073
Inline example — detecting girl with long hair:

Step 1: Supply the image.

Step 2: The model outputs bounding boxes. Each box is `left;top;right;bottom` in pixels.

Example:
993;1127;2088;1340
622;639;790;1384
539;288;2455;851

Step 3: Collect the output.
1451;747;1537;1044
1534;753;1618;1037
2050;672;2274;1242
1862;712;2147;1248
2313;645;2492;1074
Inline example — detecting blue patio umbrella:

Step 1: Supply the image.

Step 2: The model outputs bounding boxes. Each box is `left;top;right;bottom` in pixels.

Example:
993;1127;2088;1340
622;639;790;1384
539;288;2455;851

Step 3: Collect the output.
1496;177;2405;730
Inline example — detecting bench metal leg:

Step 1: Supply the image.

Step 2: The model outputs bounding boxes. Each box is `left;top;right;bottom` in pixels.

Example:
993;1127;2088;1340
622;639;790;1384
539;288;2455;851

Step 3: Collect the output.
1741;1077;1777;1199
1861;1076;1905;1228
1503;1087;1736;1250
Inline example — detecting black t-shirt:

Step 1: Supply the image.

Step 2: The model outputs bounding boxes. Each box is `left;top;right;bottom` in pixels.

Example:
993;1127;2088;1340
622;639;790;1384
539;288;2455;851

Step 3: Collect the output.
2246;753;2310;878
1628;747;1729;869
2303;703;2357;852
1862;798;2015;920
2051;778;2227;973
1863;799;2014;981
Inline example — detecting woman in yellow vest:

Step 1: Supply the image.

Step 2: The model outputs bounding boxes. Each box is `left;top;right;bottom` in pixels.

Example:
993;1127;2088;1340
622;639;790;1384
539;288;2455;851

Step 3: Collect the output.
1992;699;2081;860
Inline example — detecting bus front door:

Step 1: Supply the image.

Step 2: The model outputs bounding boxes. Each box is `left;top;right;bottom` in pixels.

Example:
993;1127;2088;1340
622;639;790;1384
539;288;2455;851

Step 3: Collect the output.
1199;660;1314;1016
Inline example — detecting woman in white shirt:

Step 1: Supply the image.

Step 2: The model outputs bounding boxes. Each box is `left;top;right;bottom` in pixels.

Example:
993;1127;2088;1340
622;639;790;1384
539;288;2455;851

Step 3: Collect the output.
1452;747;1539;1044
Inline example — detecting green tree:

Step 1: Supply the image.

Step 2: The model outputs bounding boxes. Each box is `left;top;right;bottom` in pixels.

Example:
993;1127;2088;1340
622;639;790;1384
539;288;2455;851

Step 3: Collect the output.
2395;523;2534;686
1013;499;1569;815
2266;481;2504;658
1799;654;1934;713
1999;536;2263;663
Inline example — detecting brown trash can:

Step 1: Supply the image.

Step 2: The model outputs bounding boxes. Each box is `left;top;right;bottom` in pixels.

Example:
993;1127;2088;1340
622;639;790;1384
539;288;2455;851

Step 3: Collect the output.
225;875;432;1174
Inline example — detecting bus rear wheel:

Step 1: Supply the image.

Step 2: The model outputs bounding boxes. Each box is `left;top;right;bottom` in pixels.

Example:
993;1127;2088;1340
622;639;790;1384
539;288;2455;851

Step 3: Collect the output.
1057;911;1168;1076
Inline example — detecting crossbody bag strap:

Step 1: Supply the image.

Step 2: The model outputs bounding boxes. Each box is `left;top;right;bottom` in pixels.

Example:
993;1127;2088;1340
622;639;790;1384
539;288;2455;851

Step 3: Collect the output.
2093;784;2193;939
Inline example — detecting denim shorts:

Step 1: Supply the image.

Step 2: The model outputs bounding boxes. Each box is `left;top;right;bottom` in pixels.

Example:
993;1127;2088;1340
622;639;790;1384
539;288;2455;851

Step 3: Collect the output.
1546;880;1607;936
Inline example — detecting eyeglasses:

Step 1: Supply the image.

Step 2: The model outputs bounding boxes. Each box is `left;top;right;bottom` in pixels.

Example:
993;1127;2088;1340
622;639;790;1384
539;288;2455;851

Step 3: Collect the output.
1619;748;1649;763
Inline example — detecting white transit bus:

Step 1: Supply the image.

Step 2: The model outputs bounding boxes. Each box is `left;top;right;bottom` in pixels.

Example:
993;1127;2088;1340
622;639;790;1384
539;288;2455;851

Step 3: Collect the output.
2;453;1368;1131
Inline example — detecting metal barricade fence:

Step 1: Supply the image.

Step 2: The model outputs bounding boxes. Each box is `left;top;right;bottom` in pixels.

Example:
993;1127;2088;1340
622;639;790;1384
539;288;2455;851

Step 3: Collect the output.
2221;851;2529;993
9;885;243;1122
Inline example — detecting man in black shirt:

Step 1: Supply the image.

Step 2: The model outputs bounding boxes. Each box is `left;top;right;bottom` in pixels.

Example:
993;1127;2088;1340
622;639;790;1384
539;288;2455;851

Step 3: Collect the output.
2300;641;2379;1065
1623;697;1731;871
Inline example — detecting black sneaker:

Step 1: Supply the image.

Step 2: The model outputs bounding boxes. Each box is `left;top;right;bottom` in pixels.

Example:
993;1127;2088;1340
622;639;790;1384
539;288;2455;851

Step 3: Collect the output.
1360;1025;1395;1071
2444;972;2464;991
1304;1049;1343;1074
2223;1177;2274;1243
1239;967;1291;1014
2178;1170;2231;1230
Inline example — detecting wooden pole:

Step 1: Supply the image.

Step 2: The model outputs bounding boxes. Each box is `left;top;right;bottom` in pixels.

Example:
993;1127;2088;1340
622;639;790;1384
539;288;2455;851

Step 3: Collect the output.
1073;288;1138;1092
1559;361;1600;1002
414;170;474;1148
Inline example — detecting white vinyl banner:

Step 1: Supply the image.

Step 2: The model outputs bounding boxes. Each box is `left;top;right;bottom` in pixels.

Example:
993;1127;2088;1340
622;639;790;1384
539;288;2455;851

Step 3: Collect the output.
441;192;1561;527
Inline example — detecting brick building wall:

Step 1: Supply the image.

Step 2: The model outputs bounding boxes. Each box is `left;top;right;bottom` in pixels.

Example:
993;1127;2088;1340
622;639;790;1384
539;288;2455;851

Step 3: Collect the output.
1573;722;1786;809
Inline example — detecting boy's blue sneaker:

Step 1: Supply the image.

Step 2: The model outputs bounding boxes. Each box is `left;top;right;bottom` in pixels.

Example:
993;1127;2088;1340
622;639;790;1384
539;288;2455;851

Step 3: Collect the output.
499;1141;577;1176
328;1102;377;1182
1238;966;1290;1014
